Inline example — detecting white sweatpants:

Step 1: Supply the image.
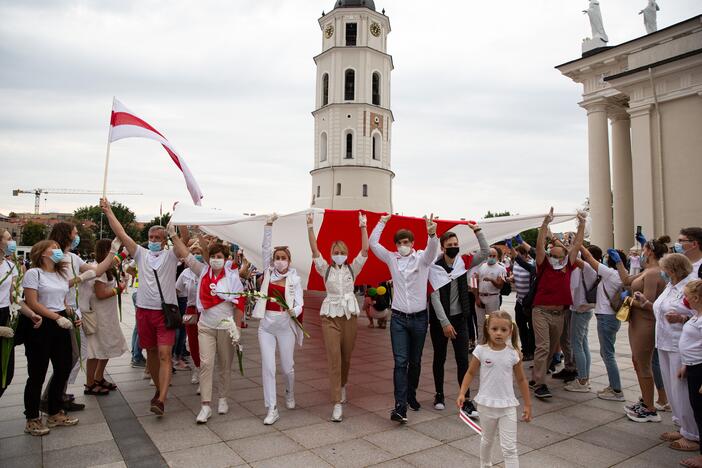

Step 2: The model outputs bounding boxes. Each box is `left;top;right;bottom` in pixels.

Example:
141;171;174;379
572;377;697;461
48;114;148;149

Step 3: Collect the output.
476;295;501;342
658;349;699;441
477;404;519;468
258;312;296;409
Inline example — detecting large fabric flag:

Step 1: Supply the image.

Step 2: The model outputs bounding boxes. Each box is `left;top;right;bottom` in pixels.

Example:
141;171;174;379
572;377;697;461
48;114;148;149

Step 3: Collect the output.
109;99;203;205
170;205;577;290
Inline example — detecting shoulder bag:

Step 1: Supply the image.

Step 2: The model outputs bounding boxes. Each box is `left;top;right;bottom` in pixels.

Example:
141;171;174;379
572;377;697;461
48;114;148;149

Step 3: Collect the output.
153;269;182;330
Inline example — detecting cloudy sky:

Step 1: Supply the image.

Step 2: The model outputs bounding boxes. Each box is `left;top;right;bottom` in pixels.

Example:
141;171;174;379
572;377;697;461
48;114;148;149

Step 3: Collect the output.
0;0;699;222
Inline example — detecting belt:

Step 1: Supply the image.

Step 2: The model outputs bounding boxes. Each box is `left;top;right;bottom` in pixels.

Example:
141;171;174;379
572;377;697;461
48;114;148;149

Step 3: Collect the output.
392;309;427;318
479;293;499;297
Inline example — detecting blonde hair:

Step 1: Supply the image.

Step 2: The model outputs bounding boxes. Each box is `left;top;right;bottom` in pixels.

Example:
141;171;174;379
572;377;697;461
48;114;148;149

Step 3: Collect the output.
330;240;349;257
685;279;702;302
482;310;521;357
659;253;693;281
273;246;291;261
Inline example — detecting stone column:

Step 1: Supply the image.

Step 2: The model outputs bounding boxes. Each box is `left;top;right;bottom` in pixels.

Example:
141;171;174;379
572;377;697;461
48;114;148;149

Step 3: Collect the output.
585;102;614;248
610;110;635;250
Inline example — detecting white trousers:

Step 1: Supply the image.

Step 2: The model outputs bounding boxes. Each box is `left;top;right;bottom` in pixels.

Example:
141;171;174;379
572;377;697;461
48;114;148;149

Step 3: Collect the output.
477;404;519;468
476;295;501;342
658;349;699;441
258;312;296;409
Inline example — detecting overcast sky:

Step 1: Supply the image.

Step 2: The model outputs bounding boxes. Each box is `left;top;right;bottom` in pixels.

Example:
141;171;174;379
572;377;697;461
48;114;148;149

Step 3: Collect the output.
0;0;699;222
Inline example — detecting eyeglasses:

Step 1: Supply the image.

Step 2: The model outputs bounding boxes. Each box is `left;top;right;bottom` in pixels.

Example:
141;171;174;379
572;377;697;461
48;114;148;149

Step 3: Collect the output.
678;238;692;244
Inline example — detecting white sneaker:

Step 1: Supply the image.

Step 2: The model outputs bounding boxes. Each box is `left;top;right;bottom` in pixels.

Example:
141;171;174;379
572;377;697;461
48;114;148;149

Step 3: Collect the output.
285;391;295;410
142;369;151;380
597;386;625;401
340;386;347;404
149;378;155;386
564;379;591;393
218;398;229;415
263;407;280;425
191;368;200;385
195;405;212;424
331;403;343;422
655;401;671;412
196;385;200;395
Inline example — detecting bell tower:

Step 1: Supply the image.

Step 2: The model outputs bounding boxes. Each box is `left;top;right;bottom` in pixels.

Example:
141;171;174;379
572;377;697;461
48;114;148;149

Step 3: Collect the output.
310;0;394;213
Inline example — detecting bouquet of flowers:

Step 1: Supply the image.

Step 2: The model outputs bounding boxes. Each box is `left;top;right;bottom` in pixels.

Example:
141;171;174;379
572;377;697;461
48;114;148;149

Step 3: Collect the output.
112;250;129;322
218;318;244;376
1;256;23;388
67;308;83;372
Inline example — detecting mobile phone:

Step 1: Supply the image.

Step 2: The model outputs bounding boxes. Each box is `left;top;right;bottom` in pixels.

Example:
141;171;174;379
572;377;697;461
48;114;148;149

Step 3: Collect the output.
636;225;642;235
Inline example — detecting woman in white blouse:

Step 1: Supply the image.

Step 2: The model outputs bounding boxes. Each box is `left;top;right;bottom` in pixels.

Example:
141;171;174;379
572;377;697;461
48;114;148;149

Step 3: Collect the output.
307;212;368;422
253;214;304;426
175;242;205;388
642;253;699;451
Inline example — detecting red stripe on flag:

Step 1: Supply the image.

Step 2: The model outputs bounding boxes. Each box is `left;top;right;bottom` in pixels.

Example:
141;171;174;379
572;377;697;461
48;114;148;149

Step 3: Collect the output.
110;111;167;139
162;145;183;171
459;410;483;434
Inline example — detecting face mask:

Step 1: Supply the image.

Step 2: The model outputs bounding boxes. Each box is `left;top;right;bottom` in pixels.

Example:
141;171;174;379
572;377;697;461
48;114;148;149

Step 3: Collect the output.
549;256;567;270
398;245;412;257
445;247;459;259
209;258;225;270
673;243;689;254
660;271;671;283
332;255;347;266
194;254;204;263
274;259;289;272
71;235;80;250
148;242;162;252
50;249;64;264
4;240;16;256
487;258;497;266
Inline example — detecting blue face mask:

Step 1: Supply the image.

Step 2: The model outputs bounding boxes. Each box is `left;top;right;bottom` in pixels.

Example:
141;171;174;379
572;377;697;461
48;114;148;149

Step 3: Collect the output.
673;243;685;254
148;242;162;252
71;235;80;250
487;258;497;266
50;249;64;263
660;271;671;283
4;240;16;256
194;254;204;263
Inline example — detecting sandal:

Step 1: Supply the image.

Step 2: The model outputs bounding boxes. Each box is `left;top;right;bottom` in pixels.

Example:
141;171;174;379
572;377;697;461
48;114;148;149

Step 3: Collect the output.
662;431;684;442
680;455;702;468
95;379;117;391
84;383;109;396
368;321;375;328
671;438;700;452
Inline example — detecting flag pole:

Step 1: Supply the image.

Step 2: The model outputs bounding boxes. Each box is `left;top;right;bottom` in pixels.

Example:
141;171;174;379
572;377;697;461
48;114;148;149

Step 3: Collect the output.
102;96;115;198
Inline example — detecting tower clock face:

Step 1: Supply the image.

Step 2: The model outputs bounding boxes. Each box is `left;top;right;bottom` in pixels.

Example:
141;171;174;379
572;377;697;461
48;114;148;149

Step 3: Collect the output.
324;24;334;39
370;22;381;37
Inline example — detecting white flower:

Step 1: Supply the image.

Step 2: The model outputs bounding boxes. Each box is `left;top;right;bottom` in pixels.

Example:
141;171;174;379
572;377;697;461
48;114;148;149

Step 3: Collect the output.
9;303;20;314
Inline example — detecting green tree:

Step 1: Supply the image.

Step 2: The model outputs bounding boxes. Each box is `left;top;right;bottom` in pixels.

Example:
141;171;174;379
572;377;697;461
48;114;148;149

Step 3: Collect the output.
74;202;140;241
484;210;511;219
75;222;96;258
141;213;171;241
21;221;47;246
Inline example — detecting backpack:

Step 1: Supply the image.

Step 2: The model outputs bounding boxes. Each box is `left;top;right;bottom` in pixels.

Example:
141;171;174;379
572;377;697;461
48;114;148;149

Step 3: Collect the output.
583;269;600;304
324;264;355;283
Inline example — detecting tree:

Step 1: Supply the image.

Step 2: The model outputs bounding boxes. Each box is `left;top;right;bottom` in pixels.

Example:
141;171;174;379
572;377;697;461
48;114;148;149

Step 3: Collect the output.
21;221;47;246
141;213;171;242
74;202;140;241
75;222;96;258
484;210;511;219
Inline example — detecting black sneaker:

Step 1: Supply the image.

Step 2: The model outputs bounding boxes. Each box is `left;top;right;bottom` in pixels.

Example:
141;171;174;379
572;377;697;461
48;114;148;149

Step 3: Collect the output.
408;397;421;411
552;369;577;381
130;359;147;368
433;393;445;410
534;385;552;399
626;405;661;423
462;400;478;418
62;401;85;412
390;407;407;424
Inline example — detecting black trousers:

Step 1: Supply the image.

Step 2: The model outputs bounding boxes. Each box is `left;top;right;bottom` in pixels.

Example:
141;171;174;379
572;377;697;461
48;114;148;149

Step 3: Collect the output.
687;363;702;455
430;311;470;398
24;311;72;419
0;306;14;398
515;299;535;356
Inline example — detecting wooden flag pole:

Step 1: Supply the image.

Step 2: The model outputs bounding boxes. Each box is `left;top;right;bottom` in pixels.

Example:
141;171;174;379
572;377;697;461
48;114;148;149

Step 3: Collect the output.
102;96;115;198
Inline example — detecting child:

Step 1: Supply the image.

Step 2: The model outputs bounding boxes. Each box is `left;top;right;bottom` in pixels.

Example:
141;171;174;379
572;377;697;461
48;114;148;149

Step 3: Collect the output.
457;311;532;468
679;280;702;468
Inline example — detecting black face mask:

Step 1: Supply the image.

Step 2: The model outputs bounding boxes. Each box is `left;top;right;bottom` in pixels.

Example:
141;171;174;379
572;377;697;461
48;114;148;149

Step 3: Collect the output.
445;247;460;259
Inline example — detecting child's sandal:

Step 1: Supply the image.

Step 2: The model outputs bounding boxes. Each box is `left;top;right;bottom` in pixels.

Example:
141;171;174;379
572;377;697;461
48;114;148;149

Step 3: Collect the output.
84;383;109;396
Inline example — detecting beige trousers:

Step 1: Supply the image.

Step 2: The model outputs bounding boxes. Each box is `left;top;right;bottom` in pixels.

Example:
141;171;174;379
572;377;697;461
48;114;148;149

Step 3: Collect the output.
321;315;358;403
198;323;235;403
531;307;565;386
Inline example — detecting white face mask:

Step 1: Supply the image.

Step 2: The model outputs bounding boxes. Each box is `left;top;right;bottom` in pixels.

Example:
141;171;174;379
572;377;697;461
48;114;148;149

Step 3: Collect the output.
274;259;289;272
549;256;567;270
209;258;225;270
332;254;347;266
398;245;412;257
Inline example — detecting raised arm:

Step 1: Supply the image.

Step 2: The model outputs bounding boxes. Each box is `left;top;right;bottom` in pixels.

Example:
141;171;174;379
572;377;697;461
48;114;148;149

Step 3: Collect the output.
580;245;601;271
421;215;439;266
262;214;277;267
306;213;321;258
359;212;369;257
569;212;586;264
469;223;489;265
536;208;553;266
369;214;392;264
100;198;138;257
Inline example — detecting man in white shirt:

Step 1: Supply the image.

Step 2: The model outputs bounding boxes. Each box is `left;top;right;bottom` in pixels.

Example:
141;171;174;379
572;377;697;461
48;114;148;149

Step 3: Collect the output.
370;214;439;424
475;248;506;341
677;227;702;278
101;198;179;416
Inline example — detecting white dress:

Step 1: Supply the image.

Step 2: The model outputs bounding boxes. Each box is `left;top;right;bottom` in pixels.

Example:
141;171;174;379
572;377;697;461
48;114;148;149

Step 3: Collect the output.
85;274;128;360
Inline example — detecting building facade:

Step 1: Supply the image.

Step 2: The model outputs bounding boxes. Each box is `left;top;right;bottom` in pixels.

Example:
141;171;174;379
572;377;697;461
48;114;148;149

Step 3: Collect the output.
310;0;394;213
558;16;702;249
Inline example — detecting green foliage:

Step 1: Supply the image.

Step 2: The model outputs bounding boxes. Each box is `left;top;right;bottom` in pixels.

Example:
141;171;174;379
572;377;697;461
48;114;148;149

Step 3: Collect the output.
519;228;539;247
484;210;511;219
141;213;171;241
21;221;47;246
74;222;96;258
74;202;140;241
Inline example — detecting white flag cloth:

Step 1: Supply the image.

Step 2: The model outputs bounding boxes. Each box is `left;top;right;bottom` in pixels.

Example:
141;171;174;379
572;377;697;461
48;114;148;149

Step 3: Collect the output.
109;99;203;205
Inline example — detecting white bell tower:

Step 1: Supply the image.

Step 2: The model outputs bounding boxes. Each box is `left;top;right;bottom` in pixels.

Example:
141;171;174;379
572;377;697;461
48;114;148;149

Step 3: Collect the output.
310;0;394;213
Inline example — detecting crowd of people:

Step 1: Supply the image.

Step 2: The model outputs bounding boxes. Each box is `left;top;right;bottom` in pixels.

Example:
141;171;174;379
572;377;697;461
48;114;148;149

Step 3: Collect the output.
1;200;701;468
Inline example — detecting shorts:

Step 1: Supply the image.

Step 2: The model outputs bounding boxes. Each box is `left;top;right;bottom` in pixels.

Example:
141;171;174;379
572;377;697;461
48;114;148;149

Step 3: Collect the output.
136;307;176;349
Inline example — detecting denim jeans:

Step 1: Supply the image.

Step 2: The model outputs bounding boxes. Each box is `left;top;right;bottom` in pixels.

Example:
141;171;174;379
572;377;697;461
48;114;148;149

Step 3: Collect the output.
390;310;428;409
131;292;144;363
652;347;665;390
570;309;593;380
596;313;621;391
173;296;188;358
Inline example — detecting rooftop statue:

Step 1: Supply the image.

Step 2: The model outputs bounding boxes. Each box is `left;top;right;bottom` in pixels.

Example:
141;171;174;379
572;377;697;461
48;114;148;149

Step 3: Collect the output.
639;0;660;34
583;0;609;43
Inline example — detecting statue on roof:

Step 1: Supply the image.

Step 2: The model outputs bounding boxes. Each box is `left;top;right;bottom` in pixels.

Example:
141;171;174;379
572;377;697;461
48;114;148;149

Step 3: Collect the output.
639;0;660;34
583;0;609;43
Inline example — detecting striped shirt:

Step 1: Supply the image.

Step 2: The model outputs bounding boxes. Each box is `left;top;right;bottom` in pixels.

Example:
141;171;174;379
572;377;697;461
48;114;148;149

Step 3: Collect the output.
513;261;533;299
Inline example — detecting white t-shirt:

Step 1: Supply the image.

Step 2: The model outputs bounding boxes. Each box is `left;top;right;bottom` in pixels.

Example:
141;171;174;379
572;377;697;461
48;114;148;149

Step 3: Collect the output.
0;259;19;308
477;263;506;295
175;268;199;308
595;264;623;316
134;246;178;310
63;252;86;309
692;258;702;278
473;344;520;408
653;274;696;352
22;268;69;312
680;314;702;366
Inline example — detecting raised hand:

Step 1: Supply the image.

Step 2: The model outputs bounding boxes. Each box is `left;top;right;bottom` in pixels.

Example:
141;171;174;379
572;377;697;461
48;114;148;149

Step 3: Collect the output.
266;213;278;226
506;239;513;249
635;232;647;247
306;213;314;227
359;212;367;228
543;207;554;226
100;198;112;215
380;214;392;223
166;223;177;238
425;214;437;236
606;249;622;264
467;221;480;232
514;234;524;245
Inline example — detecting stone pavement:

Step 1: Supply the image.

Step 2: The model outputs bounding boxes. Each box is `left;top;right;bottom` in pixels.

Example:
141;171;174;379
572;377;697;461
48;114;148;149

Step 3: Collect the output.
0;290;687;467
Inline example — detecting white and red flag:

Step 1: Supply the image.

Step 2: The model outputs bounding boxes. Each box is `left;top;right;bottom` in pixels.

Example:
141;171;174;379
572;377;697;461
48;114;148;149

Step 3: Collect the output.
107;98;203;205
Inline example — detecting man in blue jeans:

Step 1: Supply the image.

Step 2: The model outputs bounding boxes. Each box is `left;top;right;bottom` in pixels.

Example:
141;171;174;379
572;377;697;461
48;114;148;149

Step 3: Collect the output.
370;214;439;424
130;291;146;367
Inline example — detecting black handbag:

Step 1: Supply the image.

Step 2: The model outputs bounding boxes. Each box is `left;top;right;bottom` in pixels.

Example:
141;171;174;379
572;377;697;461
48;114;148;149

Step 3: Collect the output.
153;269;182;330
583;270;600;304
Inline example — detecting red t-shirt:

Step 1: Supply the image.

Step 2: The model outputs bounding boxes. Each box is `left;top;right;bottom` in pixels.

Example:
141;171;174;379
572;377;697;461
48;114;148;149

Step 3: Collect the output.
266;282;285;312
533;258;573;307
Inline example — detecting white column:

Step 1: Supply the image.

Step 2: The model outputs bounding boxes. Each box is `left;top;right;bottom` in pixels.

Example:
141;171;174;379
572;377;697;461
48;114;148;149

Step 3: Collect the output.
629;105;656;238
610;111;635;250
585;102;614;248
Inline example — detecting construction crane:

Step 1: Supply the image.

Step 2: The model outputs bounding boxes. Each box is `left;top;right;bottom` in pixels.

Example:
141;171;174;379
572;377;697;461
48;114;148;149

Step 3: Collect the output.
12;188;143;214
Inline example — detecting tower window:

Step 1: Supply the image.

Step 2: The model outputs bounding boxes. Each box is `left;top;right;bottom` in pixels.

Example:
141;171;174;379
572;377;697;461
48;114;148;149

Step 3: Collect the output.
345;23;357;46
320;132;328;162
322;73;329;106
344;69;355;101
345;132;353;159
372;133;380;161
317;186;320;197
372;72;380;106
336;183;342;196
362;184;368;197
